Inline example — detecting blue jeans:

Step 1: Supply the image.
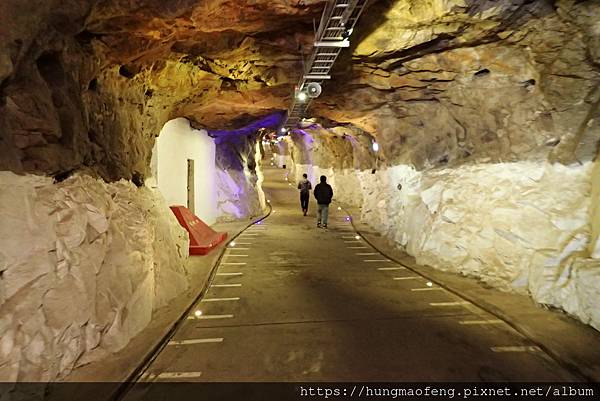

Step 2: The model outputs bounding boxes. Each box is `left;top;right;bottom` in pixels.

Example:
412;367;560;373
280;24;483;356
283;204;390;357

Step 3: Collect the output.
317;204;329;226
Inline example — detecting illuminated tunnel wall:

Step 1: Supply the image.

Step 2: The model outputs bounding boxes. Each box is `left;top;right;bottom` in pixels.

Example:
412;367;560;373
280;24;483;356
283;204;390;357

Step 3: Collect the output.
151;118;218;225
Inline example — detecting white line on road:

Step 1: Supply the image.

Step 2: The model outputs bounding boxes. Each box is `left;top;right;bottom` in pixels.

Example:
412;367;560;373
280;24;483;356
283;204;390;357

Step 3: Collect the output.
378;267;406;271
168;338;223;345
224;254;248;257
201;297;240;302
356;253;378;256
429;301;470;306
144;372;203;380
364;259;391;262
393;276;420;280
344;240;361;243
222;262;247;265
411;287;444;292
188;314;234;320
459;319;504;325
216;272;243;276
491;346;541;353
348;246;369;249
211;284;242;288
226;248;249;251
234;242;253;245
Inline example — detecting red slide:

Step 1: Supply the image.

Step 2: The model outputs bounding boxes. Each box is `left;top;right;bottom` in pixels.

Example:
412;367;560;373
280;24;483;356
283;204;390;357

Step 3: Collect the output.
170;206;228;255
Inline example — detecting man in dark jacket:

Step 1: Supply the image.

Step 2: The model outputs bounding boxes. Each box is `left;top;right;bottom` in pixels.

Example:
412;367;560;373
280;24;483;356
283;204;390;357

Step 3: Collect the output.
313;175;333;228
297;173;312;216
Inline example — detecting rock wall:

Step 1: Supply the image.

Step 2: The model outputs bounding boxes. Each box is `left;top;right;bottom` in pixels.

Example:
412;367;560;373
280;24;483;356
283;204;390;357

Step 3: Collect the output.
590;157;600;259
285;131;600;331
0;172;189;381
214;134;267;221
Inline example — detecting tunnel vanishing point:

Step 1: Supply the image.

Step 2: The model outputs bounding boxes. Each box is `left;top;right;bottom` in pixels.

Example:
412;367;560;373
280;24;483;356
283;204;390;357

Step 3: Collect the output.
0;0;600;398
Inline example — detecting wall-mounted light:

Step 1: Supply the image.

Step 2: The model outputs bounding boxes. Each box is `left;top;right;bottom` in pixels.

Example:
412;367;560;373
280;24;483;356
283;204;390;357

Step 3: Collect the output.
280;127;288;134
372;142;379;152
297;92;308;102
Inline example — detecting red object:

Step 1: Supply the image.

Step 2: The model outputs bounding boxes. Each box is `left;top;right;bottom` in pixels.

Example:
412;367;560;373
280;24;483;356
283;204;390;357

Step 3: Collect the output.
170;206;228;255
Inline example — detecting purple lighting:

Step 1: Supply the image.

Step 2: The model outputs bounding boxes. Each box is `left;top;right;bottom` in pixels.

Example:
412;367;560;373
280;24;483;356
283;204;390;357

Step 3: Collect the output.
346;216;351;221
208;112;286;137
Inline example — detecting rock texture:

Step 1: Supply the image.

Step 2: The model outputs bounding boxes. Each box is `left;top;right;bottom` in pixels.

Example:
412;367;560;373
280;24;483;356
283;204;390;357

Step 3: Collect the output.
314;0;600;169
0;0;324;180
0;172;189;380
215;132;267;221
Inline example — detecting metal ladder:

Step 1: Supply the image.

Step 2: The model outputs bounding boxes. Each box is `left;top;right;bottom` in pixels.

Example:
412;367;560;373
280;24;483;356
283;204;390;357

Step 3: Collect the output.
283;0;369;130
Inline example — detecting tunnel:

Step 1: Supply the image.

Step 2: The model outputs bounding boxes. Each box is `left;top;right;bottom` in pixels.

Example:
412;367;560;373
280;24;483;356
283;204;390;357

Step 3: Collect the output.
0;0;599;399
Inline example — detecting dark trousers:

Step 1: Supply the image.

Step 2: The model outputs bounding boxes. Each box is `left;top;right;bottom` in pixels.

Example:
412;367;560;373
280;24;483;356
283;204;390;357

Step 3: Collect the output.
300;192;309;210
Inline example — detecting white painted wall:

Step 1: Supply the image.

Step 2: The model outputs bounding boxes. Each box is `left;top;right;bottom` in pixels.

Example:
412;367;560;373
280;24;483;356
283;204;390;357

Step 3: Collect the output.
151;118;218;225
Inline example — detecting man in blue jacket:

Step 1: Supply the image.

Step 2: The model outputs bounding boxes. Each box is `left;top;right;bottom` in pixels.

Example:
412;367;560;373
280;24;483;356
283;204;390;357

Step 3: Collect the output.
313;175;333;228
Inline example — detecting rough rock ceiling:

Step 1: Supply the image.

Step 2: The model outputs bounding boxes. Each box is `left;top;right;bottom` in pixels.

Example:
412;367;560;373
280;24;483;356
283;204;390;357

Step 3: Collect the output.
0;0;599;179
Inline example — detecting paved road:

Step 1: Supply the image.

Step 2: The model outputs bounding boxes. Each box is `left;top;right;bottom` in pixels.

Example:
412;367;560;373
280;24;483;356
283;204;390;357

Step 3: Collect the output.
129;163;579;386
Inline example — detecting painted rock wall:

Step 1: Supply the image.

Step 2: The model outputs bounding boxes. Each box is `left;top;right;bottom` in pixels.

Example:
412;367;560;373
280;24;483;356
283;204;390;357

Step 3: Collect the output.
0;172;189;380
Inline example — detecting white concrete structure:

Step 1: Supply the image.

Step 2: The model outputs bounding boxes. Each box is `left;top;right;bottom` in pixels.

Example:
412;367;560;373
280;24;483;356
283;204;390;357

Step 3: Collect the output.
151;118;218;225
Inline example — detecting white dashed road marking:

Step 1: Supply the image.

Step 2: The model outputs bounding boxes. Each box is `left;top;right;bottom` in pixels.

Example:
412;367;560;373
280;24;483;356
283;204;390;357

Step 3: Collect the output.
216;272;243;276
168;338;224;345
211;284;242;288
429;301;470;306
364;259;392;263
188;314;234;320
393;276;420;280
459;319;504;325
143;372;203;380
377;267;406;271
201;297;240;302
356;253;378;256
491;346;542;353
411;287;444;292
222;262;247;265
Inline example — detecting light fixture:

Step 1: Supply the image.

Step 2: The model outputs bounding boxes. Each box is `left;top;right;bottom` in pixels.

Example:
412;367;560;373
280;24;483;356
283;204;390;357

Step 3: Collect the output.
342;28;354;39
426;282;433;287
280;127;288;134
267;200;271;203
229;241;236;247
346;217;351;221
372;142;379;152
194;310;203;317
297;92;308;102
355;235;360;240
337;206;342;210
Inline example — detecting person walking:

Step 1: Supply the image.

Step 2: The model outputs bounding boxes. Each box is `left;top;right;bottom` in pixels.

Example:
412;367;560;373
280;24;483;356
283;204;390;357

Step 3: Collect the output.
297;173;312;216
313;175;333;229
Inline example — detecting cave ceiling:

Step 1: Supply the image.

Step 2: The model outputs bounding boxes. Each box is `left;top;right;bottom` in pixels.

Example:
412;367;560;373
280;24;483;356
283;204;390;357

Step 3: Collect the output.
0;0;599;178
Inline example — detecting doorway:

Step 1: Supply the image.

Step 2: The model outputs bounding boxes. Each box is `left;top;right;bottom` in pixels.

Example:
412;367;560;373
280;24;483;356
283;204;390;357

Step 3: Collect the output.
187;159;195;214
